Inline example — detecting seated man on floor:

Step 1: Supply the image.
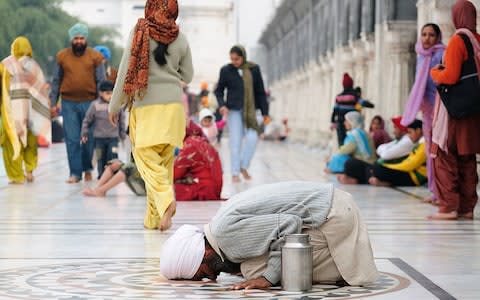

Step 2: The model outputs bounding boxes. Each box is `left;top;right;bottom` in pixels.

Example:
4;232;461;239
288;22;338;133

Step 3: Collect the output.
83;157;145;197
174;120;223;201
338;116;415;184
369;119;427;187
159;182;379;289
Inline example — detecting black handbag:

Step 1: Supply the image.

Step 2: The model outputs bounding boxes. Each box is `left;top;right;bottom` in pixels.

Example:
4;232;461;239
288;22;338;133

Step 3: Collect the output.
436;34;480;119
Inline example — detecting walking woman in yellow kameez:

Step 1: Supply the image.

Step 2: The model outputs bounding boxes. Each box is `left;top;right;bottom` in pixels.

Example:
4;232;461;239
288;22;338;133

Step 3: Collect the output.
1;37;50;184
109;0;193;231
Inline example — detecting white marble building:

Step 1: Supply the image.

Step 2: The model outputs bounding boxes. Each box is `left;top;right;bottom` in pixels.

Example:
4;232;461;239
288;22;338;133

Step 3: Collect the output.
259;0;479;146
60;0;236;90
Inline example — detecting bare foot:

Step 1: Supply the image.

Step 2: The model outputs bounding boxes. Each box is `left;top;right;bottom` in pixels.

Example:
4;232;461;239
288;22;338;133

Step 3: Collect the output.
66;176;80;184
8;180;24;185
240;168;252;180
159;201;176;232
82;187;106;197
84;172;93;182
427;211;458;220
232;176;241;183
458;212;474;220
422;195;436;204
26;172;34;183
368;177;390;187
337;174;358;185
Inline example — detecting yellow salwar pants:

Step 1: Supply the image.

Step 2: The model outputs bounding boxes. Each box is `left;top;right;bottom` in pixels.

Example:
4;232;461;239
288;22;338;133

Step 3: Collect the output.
128;104;185;229
1;129;37;183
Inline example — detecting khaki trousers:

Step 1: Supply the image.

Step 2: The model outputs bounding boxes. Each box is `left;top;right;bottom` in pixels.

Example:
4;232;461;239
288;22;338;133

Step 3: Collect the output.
241;188;379;286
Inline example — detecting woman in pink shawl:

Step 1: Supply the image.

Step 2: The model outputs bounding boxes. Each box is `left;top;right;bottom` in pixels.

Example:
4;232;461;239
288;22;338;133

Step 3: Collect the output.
401;23;445;204
429;0;480;220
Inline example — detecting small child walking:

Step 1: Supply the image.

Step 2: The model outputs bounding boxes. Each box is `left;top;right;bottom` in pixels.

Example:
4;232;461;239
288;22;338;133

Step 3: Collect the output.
81;80;126;178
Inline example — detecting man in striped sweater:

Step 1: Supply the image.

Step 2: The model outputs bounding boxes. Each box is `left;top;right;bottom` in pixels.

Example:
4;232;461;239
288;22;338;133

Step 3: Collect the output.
159;182;378;289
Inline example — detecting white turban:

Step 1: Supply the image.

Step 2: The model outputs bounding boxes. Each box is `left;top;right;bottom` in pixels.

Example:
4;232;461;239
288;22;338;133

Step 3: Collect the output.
159;224;205;279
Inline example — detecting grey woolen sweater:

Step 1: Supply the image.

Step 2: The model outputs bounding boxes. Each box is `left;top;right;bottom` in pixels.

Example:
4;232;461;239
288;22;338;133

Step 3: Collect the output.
208;181;334;284
109;30;194;113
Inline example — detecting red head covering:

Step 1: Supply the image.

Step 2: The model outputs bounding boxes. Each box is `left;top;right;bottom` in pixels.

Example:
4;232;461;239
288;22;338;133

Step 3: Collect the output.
391;116;408;132
452;0;477;32
123;0;180;106
342;73;354;89
185;120;206;140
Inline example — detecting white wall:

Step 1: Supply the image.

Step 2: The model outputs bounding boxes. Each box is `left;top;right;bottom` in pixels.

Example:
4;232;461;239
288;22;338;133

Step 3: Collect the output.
179;0;235;91
235;0;278;48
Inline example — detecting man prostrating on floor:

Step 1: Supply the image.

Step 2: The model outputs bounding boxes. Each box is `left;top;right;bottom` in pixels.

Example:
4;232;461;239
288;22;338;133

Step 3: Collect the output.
159;182;378;289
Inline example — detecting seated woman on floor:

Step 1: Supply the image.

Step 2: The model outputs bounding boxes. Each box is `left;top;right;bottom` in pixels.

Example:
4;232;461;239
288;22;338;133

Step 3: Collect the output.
174;120;223;201
369;119;427;187
338;116;416;184
324;111;376;174
369;115;391;149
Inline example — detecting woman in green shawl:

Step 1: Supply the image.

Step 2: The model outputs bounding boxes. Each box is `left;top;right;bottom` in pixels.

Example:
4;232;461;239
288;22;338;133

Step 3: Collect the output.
214;45;269;183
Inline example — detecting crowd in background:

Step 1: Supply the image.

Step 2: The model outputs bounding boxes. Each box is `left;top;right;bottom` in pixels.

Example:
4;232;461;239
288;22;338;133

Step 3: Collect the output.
0;0;478;225
325;0;480;220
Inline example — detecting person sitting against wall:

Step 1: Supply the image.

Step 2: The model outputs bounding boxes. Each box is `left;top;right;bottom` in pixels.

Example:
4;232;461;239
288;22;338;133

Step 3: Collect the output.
369;119;427;187
338;116;416;185
325;111;376;174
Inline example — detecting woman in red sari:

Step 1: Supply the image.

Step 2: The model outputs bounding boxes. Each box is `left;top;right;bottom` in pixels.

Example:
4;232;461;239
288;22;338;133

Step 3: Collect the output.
174;121;223;201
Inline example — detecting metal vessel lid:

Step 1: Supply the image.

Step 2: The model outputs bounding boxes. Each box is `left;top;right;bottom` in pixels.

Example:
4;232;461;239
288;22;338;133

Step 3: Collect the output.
284;234;310;243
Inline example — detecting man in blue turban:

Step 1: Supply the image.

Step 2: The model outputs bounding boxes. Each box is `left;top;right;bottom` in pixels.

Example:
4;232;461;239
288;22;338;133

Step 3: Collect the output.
94;45;118;83
49;22;106;183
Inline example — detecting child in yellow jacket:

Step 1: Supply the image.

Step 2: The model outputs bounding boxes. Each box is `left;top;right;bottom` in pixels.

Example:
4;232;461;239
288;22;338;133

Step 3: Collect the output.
369;120;427;187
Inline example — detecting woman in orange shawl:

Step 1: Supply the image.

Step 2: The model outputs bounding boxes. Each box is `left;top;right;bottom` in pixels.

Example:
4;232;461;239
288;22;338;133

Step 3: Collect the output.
429;0;480;220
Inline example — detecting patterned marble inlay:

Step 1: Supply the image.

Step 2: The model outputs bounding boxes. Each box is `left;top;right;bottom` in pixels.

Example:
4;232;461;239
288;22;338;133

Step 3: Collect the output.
0;259;409;299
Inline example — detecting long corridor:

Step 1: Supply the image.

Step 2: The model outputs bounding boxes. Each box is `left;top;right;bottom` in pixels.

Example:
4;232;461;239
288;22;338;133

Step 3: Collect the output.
0;140;478;299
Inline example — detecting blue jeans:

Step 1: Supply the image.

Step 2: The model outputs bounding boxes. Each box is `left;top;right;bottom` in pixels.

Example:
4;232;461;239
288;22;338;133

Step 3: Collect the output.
95;137;119;178
228;110;258;176
61;100;94;179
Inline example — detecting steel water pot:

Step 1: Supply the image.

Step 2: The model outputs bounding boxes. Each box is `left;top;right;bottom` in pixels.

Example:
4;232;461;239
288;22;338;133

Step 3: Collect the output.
281;233;313;292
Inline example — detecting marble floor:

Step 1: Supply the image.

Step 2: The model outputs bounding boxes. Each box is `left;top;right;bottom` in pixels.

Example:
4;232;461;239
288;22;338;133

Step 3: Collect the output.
0;140;478;299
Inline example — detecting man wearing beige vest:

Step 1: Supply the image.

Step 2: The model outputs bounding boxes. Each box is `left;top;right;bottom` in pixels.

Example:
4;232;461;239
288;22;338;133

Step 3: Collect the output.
159;182;378;290
49;23;105;183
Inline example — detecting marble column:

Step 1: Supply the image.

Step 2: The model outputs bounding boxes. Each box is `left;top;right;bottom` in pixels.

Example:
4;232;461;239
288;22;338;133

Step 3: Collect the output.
381;21;417;119
417;0;456;42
